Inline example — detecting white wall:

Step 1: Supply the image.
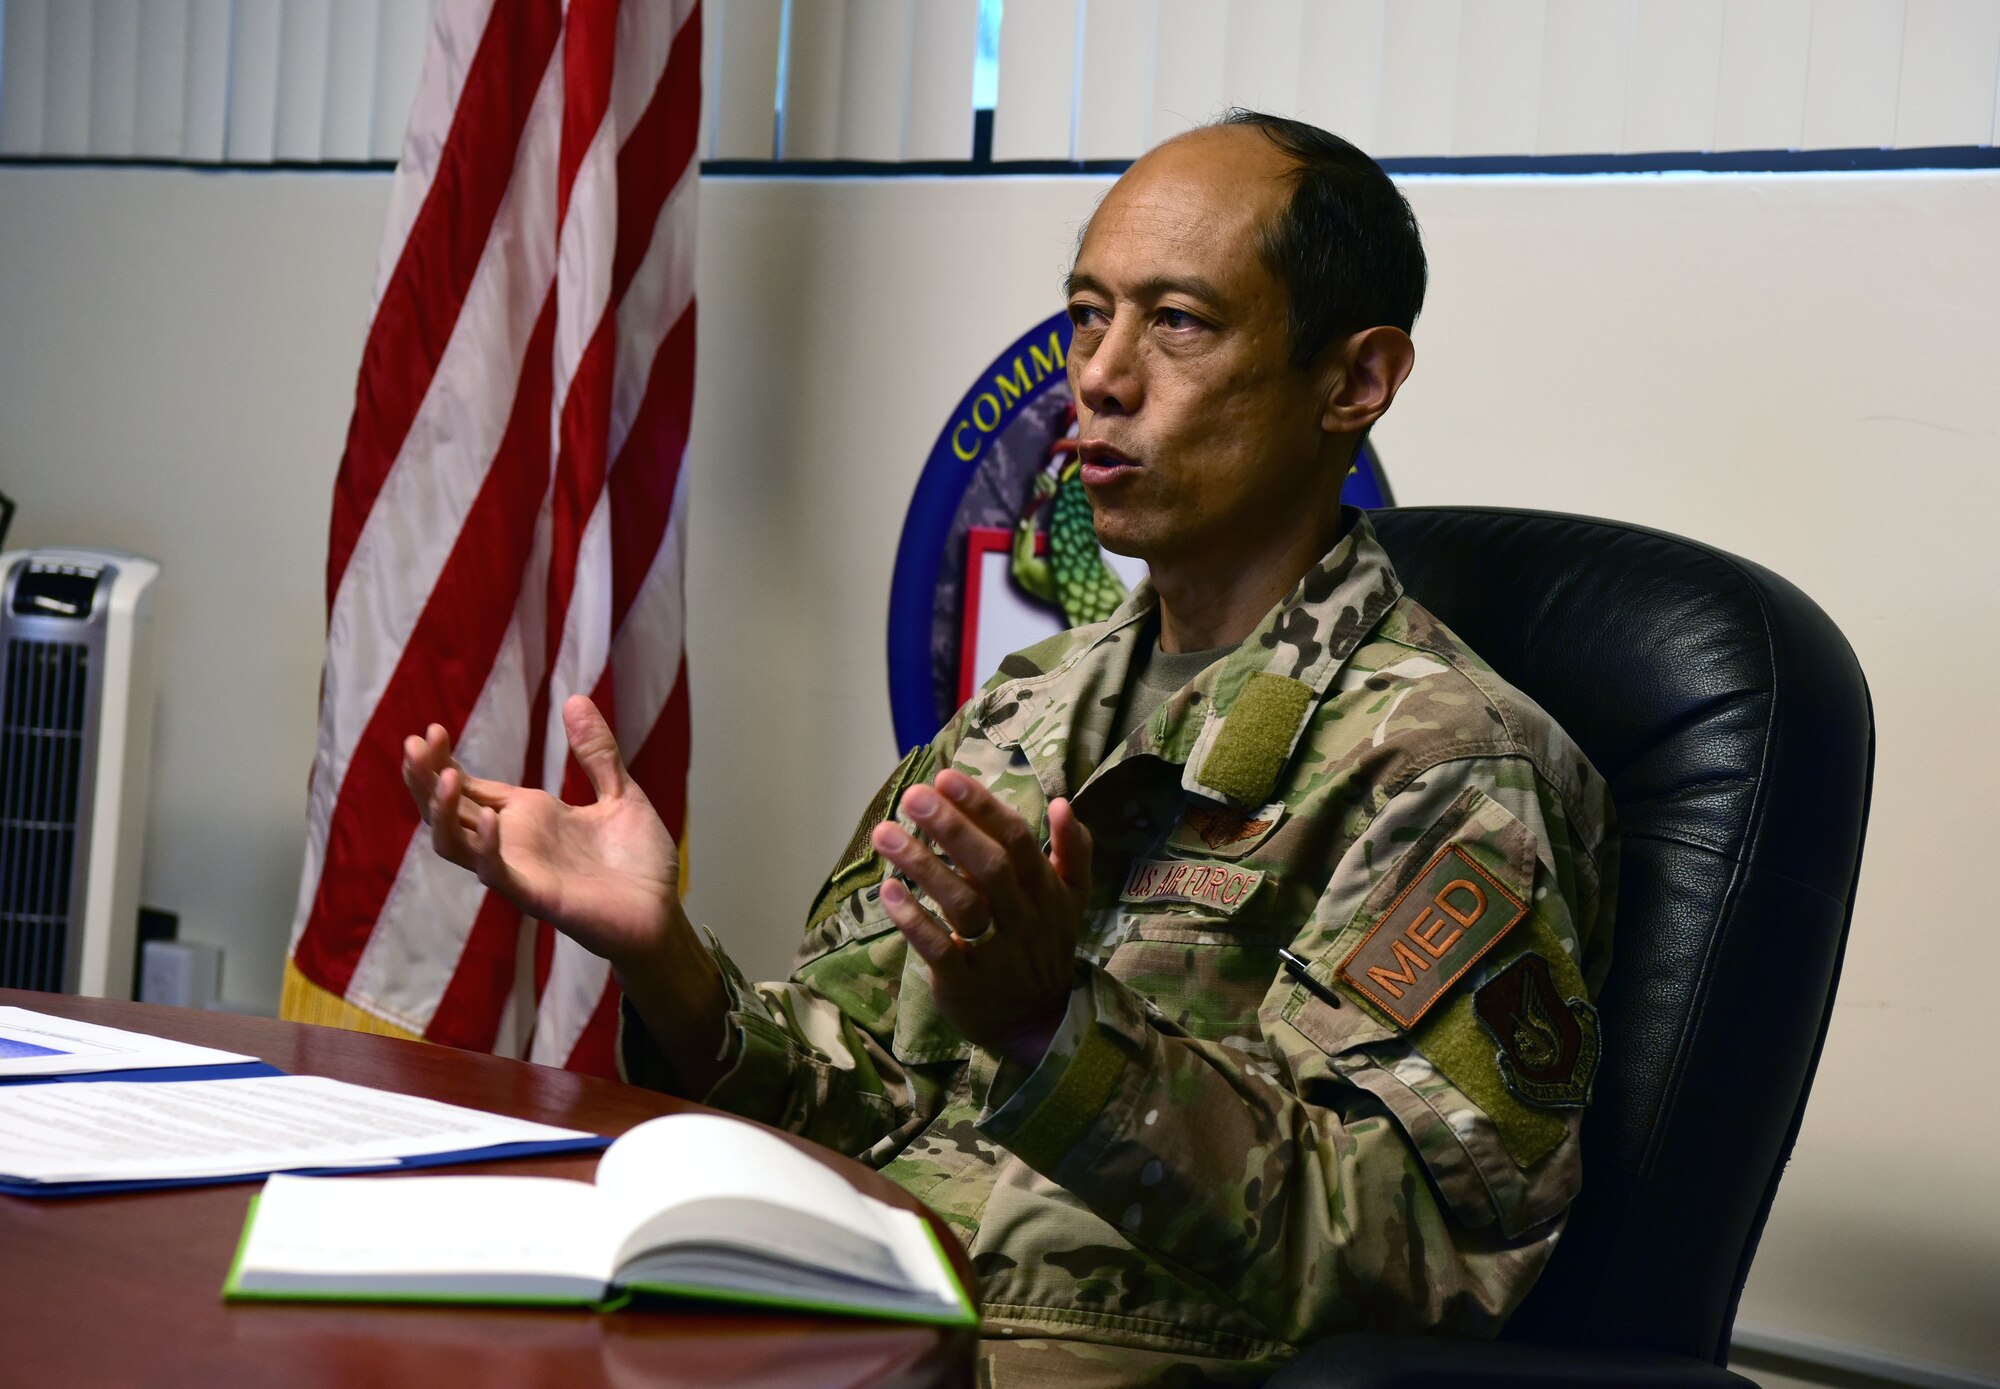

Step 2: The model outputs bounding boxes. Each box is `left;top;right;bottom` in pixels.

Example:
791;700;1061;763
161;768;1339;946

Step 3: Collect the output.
1;163;1995;1378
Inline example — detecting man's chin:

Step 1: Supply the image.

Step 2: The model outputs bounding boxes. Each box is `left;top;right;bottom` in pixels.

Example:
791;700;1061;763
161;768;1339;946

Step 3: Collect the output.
1090;523;1156;564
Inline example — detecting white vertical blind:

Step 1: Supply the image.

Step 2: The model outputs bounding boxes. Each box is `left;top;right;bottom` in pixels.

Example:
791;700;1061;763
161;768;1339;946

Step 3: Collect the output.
1714;0;1815;150
42;0;92;156
993;0;1081;160
0;0;1995;165
1537;0;1637;155
708;0;783;158
225;0;283;163
0;0;49;155
368;0;430;161
183;0;233;160
1075;0;1154;160
1373;0;1460;158
134;0;193;159
1623;0;1726;153
1895;0;2000;146
1453;0;1546;157
1148;0;1226;144
273;0;333;162
87;0;141;158
321;0;381;162
1224;0;1303;120
833;0;913;161
779;0;848;159
904;0;979;160
1296;1;1386;152
1802;0;1908;148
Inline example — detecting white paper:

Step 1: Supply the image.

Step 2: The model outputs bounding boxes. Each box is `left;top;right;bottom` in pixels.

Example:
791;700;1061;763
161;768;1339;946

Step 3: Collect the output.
0;1006;257;1076
0;1074;593;1184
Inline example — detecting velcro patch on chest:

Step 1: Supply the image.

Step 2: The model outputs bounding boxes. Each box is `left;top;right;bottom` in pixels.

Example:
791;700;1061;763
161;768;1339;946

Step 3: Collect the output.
1120;858;1265;914
1337;843;1528;1028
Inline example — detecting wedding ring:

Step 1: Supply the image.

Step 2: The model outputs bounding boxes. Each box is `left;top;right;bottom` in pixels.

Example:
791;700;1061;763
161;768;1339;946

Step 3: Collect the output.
952;924;998;950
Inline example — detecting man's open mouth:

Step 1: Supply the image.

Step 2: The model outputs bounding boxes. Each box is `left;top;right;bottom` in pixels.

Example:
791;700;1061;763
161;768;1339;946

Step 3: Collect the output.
1077;441;1138;485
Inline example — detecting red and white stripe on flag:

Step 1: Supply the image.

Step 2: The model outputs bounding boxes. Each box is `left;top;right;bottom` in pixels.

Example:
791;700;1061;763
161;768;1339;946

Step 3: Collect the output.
283;0;700;1077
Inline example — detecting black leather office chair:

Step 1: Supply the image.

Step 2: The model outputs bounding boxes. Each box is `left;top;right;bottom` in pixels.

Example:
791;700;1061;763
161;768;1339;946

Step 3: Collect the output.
1272;508;1875;1389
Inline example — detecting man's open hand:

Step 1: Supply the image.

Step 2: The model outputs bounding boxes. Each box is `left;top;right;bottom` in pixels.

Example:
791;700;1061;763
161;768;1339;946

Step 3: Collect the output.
869;770;1093;1068
402;695;729;1093
402;696;683;970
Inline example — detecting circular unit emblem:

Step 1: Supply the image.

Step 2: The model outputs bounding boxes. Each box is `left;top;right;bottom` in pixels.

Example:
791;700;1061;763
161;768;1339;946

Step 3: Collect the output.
888;310;1395;752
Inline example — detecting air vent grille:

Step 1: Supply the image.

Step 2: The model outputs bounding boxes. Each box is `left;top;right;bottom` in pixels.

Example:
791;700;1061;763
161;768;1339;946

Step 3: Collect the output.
0;637;90;990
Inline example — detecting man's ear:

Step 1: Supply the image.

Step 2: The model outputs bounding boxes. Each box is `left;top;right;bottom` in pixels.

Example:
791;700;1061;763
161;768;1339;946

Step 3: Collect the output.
1319;326;1416;436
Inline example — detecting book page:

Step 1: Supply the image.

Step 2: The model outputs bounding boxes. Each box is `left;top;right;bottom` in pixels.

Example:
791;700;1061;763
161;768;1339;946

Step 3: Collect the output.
0;1074;591;1183
0;1006;255;1076
233;1173;616;1298
593;1112;972;1306
594;1113;899;1250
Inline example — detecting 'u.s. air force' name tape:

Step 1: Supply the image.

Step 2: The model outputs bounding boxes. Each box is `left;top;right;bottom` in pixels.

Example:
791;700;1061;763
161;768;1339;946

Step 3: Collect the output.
1337;843;1528;1028
1120;858;1265;913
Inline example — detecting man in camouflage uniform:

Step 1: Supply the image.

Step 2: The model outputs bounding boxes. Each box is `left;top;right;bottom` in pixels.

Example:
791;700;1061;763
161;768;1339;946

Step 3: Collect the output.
407;112;1615;1387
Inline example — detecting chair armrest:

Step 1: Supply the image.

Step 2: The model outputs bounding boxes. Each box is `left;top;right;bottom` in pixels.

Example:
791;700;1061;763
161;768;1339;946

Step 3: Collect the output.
1265;1334;1758;1389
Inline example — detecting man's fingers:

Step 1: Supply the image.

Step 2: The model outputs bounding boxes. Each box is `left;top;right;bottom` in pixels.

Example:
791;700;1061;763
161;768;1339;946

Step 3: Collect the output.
881;880;961;969
403;735;437;821
898;784;1039;926
562;695;629;803
1049;797;1093;899
871;823;994;941
406;724;515;812
466;803;516;893
932;770;1048;882
429;767;479;870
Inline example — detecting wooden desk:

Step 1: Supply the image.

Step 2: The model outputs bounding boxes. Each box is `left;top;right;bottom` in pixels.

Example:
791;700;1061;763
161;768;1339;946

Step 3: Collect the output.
0;989;977;1388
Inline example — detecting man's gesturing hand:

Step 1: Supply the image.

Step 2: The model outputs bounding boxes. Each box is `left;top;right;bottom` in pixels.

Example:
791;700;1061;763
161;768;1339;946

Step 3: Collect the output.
869;770;1093;1069
402;695;728;1093
402;695;681;969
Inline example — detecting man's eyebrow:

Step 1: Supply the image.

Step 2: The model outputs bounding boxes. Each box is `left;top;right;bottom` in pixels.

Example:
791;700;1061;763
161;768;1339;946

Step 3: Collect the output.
1063;271;1227;308
1064;270;1108;300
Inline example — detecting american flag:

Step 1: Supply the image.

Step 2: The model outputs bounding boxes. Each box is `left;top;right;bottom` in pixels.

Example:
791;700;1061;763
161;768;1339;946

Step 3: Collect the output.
284;0;701;1075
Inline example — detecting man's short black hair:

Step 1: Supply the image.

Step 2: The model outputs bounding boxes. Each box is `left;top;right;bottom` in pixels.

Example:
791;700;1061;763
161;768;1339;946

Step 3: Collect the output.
1216;109;1427;368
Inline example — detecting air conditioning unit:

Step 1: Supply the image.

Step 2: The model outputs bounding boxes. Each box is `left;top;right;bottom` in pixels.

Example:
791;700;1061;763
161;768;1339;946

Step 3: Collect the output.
0;549;161;997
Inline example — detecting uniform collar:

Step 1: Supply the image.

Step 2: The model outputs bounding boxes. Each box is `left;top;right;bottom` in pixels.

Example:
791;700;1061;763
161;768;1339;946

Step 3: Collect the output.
973;508;1403;807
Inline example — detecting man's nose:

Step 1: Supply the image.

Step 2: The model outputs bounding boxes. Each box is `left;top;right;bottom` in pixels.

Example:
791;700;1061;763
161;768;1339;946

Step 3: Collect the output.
1075;314;1143;416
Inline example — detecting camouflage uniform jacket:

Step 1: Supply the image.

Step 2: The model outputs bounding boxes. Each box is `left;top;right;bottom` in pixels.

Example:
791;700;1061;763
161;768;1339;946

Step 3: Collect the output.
622;510;1616;1381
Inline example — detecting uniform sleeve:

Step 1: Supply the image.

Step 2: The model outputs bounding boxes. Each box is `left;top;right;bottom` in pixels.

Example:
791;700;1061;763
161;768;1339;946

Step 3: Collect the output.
616;744;948;1166
973;754;1614;1344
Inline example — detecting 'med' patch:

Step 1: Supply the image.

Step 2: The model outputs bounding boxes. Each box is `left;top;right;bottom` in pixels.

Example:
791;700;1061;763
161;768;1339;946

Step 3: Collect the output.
1337;844;1528;1028
1121;858;1265;914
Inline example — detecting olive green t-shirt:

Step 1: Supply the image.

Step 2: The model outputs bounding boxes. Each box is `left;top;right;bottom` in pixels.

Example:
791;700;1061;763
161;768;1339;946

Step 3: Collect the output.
1109;620;1232;749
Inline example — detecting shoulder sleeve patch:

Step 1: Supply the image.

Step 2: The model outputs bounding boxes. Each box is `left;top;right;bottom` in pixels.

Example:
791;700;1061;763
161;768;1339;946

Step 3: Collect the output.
1337;841;1528;1028
1475;952;1600;1109
803;744;935;936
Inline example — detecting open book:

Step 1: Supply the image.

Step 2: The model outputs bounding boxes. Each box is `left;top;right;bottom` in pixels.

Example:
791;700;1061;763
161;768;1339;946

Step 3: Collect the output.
224;1112;975;1325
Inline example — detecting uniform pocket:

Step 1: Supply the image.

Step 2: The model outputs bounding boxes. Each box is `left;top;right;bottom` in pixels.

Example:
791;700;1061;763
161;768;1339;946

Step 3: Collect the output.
1104;914;1284;1048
